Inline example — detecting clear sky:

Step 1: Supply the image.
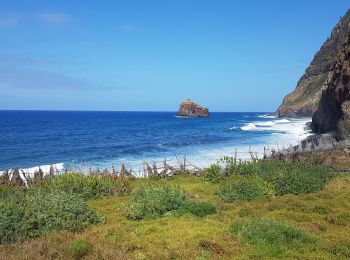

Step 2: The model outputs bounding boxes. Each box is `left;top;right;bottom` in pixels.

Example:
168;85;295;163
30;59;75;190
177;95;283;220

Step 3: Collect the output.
0;0;349;111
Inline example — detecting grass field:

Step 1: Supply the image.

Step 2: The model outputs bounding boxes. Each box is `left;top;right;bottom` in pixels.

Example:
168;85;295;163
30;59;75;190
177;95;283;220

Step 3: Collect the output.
0;162;350;259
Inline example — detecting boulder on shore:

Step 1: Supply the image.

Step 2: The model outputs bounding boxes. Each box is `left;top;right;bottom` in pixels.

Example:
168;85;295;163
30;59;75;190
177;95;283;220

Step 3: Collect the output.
176;99;209;117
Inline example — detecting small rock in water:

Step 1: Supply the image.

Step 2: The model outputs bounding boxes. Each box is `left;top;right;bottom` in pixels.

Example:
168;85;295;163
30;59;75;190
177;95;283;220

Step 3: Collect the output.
176;99;209;117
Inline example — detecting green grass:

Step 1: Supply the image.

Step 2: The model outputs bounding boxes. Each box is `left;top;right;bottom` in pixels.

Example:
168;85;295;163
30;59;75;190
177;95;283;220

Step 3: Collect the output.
0;189;103;243
125;185;216;220
296;73;328;103
71;239;89;259
230;218;315;257
0;162;349;259
0;173;131;243
206;159;336;196
183;200;217;217
328;240;350;258
41;173;131;199
218;174;274;202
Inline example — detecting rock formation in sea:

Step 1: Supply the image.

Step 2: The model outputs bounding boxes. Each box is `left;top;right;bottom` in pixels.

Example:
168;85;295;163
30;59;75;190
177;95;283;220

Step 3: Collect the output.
311;34;350;139
277;9;350;117
176;99;209;117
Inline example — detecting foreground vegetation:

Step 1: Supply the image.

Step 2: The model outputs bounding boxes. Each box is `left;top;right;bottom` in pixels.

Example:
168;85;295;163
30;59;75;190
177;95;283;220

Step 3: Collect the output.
0;174;130;243
0;160;350;259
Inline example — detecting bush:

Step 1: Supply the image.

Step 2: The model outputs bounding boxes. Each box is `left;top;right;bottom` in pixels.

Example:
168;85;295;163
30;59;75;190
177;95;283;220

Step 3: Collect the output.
0;184;26;200
0;200;27;243
230;218;315;256
0;189;103;243
0;173;132;243
270;169;332;196
42;173;130;199
243;161;335;195
125;185;186;220
204;158;259;183
204;164;224;183
125;185;216;220
26;191;103;233
183;200;217;217
218;175;274;202
71;239;89;259
207;159;335;196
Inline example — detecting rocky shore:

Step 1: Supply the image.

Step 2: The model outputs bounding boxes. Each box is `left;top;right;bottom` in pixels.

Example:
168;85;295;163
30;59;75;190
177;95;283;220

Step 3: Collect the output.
273;9;350;162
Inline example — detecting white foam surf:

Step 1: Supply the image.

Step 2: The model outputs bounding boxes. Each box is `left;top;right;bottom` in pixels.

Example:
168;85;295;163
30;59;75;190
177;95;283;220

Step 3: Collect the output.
240;118;311;141
0;116;312;178
240;123;256;130
0;163;64;177
0;163;64;187
257;114;277;119
67;118;313;174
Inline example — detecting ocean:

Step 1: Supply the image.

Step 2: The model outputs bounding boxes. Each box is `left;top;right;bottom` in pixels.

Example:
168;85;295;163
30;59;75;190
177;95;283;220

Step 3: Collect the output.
0;111;311;173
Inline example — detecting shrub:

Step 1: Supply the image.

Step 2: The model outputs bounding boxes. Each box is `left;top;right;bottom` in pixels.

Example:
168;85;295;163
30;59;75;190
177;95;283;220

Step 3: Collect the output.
125;185;216;220
125;202;146;220
270;169;331;196
125;185;186;220
204;164;224;183
259;161;335;196
183;200;217;217
205;158;260;183
207;159;336;196
71;239;89;259
245;161;335;195
0;189;103;243
0;184;25;200
230;218;315;257
0;199;27;243
218;175;274;202
26;191;103;233
42;173;130;199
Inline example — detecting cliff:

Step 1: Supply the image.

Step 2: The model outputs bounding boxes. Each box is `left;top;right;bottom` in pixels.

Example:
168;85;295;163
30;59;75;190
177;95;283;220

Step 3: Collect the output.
176;99;209;117
277;9;350;117
311;35;350;139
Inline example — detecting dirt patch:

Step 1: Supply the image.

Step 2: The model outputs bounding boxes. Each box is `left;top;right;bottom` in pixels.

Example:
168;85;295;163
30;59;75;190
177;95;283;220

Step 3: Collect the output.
198;240;227;255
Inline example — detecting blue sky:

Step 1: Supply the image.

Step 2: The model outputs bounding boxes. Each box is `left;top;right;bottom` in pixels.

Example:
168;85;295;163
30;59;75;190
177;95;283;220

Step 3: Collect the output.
0;1;349;111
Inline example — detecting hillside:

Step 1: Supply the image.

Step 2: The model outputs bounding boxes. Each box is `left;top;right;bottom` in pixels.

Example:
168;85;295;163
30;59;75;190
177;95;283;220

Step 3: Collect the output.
277;9;350;118
311;33;350;138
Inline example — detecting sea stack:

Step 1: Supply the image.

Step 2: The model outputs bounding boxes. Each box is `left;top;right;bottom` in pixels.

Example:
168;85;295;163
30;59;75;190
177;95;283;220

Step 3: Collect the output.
176;99;209;117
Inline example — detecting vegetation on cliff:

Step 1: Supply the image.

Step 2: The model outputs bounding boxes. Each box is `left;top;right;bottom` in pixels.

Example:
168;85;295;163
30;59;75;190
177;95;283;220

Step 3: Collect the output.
277;9;350;117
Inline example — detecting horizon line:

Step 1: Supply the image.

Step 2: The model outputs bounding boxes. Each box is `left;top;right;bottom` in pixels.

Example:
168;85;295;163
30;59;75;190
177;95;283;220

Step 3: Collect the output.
0;109;273;113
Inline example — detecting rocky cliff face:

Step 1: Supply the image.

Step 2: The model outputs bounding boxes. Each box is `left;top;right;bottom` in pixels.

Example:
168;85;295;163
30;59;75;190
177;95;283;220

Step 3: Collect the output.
176;99;209;117
311;35;350;139
277;9;350;117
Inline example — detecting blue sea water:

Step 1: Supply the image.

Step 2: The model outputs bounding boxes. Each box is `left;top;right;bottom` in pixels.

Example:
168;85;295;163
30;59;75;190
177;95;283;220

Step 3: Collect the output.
0;111;310;171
